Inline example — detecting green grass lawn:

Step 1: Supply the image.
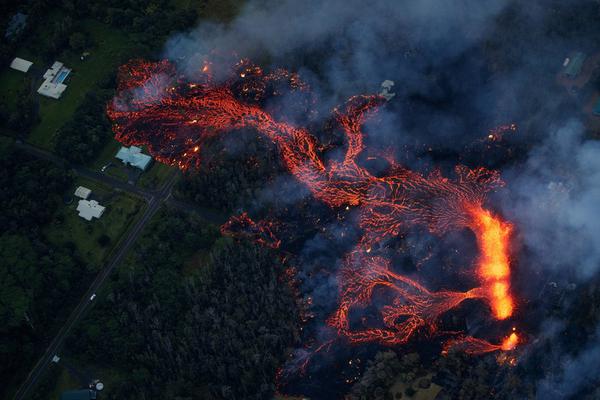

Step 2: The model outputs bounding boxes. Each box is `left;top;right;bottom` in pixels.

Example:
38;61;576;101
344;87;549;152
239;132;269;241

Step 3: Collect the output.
44;178;144;268
0;68;30;112
46;366;81;399
138;162;174;189
28;20;136;150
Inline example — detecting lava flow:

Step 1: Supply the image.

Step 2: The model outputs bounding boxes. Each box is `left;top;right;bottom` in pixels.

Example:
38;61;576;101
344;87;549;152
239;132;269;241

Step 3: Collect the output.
107;58;519;356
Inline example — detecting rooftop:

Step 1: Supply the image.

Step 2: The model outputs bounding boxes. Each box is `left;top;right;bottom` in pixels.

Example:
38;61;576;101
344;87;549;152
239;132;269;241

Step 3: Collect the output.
594;98;600;116
76;199;105;221
564;52;586;78
74;186;91;199
60;390;97;400
37;61;70;99
10;57;33;73
115;146;152;170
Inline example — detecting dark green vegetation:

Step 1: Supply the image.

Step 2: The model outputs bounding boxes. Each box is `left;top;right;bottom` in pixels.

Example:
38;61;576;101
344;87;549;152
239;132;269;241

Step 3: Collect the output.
54;80;115;164
176;130;285;212
0;141;92;399
56;210;300;399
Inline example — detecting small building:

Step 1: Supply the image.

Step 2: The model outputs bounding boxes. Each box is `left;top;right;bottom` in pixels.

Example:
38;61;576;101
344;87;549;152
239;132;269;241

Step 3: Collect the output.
37;61;71;99
9;57;33;73
594;98;600;116
76;199;105;221
379;80;396;101
563;52;587;79
60;390;96;400
115;146;152;170
74;186;91;199
5;13;27;40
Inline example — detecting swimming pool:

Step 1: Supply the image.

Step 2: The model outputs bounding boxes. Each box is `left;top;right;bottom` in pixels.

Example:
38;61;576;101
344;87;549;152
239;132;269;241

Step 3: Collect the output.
55;69;70;84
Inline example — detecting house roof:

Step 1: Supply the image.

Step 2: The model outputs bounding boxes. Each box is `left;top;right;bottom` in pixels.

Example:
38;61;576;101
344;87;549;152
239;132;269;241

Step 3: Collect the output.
10;57;33;73
564;52;586;78
60;390;97;400
38;61;69;99
5;13;27;39
115;146;152;170
594;98;600;116
76;199;105;221
74;186;91;199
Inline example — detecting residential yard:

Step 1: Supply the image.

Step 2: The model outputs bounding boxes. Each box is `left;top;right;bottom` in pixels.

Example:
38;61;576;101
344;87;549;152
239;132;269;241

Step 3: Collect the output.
0;68;30;113
138;161;174;189
34;357;126;400
44;177;144;268
44;366;80;399
389;373;442;400
27;20;136;149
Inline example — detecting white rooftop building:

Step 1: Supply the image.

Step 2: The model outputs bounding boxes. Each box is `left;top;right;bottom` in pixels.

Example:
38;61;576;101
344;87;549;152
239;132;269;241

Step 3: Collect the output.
74;186;91;199
37;61;71;99
76;199;105;221
10;57;32;73
115;146;152;171
379;80;396;101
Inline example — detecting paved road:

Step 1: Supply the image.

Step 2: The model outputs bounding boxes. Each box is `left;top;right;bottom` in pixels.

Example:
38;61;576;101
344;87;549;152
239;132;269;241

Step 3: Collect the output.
11;141;226;400
15;141;153;201
12;170;178;400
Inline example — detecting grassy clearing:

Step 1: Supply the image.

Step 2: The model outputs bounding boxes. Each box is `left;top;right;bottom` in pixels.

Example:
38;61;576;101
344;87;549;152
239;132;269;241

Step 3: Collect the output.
90;139;121;170
138;162;174;189
44;178;144;268
0;69;29;112
389;373;442;400
46;367;81;399
36;358;125;400
28;20;136;149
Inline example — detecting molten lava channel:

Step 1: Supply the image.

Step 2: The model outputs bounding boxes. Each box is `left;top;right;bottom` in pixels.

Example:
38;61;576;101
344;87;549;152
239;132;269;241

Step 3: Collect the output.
107;58;518;355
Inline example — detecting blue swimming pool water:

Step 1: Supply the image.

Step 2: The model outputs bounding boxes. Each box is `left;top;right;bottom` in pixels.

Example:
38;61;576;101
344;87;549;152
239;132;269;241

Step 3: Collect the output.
55;70;69;84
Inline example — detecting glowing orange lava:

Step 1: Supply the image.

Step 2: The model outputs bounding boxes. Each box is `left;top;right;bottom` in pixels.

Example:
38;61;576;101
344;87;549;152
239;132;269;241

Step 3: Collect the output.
469;206;514;319
107;58;519;355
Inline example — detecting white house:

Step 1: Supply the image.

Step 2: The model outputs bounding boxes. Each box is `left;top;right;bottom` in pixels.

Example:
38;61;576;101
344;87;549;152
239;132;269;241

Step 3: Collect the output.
10;57;33;73
76;199;105;221
115;146;152;171
74;186;91;199
37;61;71;99
379;80;396;101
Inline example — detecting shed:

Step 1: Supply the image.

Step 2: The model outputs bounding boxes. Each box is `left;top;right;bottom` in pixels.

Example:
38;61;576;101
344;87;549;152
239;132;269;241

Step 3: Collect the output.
10;57;33;73
74;186;91;199
5;13;27;39
594;98;600;116
564;52;586;78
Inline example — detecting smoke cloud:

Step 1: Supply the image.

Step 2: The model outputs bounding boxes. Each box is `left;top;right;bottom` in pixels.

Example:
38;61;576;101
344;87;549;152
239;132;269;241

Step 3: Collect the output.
158;0;600;396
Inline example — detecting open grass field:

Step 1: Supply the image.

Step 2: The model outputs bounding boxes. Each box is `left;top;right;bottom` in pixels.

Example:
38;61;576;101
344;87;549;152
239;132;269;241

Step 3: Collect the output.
0;68;30;113
43;177;144;268
138;162;174;189
27;20;136;149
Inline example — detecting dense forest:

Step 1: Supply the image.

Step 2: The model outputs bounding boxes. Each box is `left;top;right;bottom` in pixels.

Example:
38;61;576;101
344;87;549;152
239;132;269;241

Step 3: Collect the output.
0;140;92;399
175;129;286;212
54;80;115;164
64;209;301;399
